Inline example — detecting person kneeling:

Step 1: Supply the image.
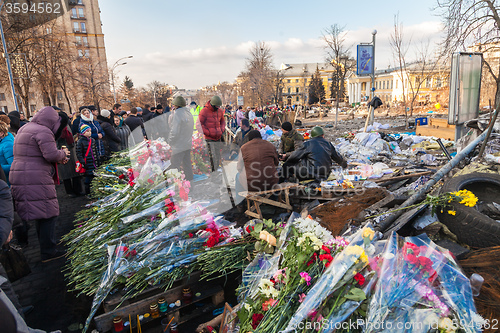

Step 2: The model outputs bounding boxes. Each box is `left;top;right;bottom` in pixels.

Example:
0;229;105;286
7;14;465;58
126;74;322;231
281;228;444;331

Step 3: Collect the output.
235;130;279;203
281;126;347;182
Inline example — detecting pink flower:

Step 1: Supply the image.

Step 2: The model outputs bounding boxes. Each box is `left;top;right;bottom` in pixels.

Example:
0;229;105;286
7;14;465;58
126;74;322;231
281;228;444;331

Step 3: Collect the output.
299;272;312;286
298;293;306;303
262;298;278;311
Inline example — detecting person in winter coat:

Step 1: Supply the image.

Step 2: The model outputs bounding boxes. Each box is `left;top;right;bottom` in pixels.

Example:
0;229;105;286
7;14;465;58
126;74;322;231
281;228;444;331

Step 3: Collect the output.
124;107;146;143
278;121;304;161
76;124;100;195
236;106;245;128
52;109;82;197
0;179;23;316
113;115;131;151
0;121;14;184
9;106;70;262
97;109;121;156
71;106;85;134
198;95;225;171
79;108;105;160
281;126;347;182
235;130;279;202
168;96;194;181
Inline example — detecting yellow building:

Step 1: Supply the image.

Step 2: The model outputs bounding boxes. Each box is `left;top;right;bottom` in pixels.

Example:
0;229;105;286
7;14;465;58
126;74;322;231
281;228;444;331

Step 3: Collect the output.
0;0;108;115
280;62;335;105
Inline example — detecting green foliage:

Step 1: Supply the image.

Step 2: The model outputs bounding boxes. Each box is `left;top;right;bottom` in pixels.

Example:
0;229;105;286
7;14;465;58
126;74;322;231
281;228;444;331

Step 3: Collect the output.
308;67;325;104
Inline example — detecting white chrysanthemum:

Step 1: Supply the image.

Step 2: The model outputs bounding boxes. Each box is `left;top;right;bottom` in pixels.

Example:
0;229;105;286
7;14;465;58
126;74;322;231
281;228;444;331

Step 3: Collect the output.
244;303;252;312
294;217;332;243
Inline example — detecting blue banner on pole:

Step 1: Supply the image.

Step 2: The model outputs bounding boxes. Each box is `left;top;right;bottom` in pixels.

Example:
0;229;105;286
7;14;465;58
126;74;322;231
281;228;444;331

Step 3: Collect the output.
357;45;374;76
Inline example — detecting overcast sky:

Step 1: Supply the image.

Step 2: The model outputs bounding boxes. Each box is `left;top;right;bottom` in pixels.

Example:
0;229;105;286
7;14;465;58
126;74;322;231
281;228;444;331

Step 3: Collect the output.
100;0;444;90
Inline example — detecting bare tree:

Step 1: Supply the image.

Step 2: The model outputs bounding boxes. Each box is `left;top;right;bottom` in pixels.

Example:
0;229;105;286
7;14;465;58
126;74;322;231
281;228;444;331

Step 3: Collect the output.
74;58;110;110
215;81;236;106
390;14;411;127
323;24;354;126
436;0;500;110
241;41;275;107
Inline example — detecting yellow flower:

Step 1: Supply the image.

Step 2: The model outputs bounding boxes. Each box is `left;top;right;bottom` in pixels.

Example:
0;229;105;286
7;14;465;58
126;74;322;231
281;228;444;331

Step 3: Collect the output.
451;190;478;207
345;245;364;257
359;252;369;263
447;210;456;216
362;228;375;241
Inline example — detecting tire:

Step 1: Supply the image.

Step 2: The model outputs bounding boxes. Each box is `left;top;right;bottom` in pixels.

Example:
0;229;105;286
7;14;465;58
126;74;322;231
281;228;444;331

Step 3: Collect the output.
437;173;500;248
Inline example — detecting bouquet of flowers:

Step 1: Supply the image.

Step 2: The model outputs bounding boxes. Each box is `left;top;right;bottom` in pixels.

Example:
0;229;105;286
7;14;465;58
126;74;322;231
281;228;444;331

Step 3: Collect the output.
281;224;378;333
365;232;485;333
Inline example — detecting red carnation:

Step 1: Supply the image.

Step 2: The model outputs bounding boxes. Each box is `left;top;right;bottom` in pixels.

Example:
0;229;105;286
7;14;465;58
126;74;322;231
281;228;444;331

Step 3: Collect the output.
403;242;420;256
405;253;419;266
118;174;125;179
189;233;194;238
418;256;433;268
307;252;318;266
321;245;331;254
251;313;264;329
354;273;365;286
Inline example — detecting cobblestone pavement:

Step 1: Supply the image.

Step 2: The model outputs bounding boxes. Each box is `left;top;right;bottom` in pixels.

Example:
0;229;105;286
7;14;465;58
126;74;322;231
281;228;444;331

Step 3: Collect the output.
12;184;93;333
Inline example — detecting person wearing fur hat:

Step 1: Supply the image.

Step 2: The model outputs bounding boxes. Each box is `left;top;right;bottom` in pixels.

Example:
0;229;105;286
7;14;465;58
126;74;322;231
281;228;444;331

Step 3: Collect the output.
76;124;100;195
278;121;304;161
168;96;194;180
97;109;121;156
9;106;70;262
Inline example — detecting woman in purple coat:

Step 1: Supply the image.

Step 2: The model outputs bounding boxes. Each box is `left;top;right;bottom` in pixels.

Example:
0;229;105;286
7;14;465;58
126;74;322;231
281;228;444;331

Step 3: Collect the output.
9;106;70;262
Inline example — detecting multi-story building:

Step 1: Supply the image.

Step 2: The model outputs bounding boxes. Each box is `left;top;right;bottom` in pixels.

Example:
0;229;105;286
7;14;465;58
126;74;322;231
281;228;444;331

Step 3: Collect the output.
347;62;450;107
280;62;336;106
0;0;108;116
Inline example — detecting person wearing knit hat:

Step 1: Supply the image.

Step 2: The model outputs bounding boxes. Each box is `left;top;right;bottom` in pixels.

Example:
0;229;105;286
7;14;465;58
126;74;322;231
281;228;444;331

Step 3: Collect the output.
100;109;111;118
168;95;194;180
80;124;91;134
278;121;303;161
97;109;122;155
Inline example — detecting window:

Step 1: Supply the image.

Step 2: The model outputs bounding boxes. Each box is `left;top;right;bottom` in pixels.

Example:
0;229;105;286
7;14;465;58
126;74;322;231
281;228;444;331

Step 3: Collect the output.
82;36;88;47
75;36;82;46
30;105;36;113
0;106;7;113
80;22;86;33
77;0;83;4
296;87;299;93
287;79;290;83
73;22;79;32
78;49;84;57
71;8;77;18
436;77;442;88
0;93;5;101
426;78;431;88
84;49;90;57
29;92;35;99
296;96;299;102
287;88;291;94
295;79;299;83
383;81;386;89
57;92;63;101
78;8;85;18
46;27;52;34
58;103;65;111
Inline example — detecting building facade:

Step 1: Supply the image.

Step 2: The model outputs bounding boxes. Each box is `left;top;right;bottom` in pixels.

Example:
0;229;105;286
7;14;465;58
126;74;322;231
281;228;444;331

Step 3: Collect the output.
0;0;108;116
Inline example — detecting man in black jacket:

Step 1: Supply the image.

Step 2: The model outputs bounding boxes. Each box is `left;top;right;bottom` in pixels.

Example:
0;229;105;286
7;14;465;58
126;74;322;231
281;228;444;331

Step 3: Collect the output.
281;126;347;182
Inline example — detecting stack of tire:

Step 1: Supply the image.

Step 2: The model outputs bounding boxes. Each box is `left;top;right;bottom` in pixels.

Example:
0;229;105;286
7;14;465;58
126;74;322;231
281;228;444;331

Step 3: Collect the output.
437;173;500;248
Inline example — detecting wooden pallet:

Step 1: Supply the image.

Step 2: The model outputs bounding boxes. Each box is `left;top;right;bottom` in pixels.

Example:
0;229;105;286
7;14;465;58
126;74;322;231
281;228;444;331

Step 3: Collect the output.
415;118;455;140
94;273;224;332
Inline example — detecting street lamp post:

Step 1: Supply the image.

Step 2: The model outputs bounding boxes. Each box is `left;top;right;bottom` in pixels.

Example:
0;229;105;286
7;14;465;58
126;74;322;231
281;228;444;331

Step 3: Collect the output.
111;55;133;103
371;30;377;101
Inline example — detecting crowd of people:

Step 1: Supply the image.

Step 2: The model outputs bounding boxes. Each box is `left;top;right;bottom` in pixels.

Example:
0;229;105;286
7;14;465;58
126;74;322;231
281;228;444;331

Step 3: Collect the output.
0;96;348;332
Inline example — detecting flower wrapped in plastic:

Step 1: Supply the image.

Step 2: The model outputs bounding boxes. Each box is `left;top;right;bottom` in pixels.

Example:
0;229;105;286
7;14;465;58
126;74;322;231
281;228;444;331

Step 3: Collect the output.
280;223;378;333
365;233;484;333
